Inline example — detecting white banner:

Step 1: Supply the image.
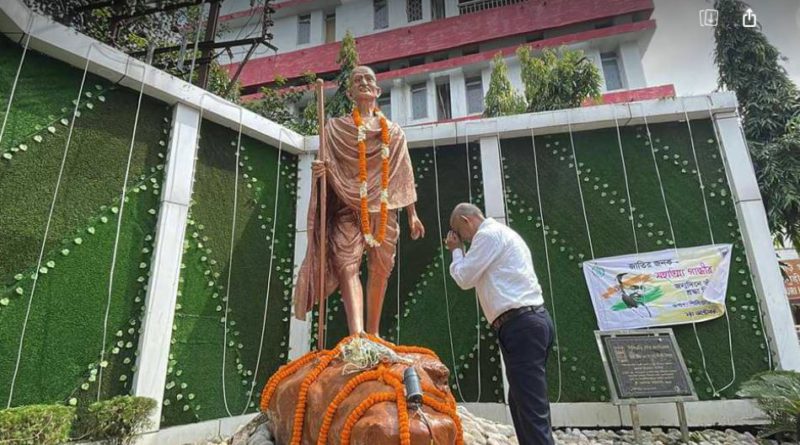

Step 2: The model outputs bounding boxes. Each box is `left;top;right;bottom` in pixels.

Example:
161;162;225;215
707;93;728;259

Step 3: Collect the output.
582;244;733;331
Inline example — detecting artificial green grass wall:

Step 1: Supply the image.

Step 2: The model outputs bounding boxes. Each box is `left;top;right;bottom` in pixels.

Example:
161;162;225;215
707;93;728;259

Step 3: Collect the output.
311;143;506;404
0;35;169;407
499;119;768;402
162;120;298;426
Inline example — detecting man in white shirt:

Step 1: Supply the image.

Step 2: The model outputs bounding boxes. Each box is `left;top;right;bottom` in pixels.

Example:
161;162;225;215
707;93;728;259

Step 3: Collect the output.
446;203;555;445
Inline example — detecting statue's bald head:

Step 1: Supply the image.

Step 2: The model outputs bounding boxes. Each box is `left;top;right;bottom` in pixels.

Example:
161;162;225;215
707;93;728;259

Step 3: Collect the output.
450;203;484;242
352;65;376;78
348;66;381;102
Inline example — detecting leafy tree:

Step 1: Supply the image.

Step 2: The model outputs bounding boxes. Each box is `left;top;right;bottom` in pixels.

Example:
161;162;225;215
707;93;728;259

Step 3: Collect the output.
244;72;318;135
484;53;527;117
25;0;244;100
517;46;601;113
714;0;800;248
25;0;190;55
326;30;360;118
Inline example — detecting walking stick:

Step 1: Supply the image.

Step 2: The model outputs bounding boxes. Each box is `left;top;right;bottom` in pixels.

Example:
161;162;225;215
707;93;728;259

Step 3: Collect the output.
315;79;327;351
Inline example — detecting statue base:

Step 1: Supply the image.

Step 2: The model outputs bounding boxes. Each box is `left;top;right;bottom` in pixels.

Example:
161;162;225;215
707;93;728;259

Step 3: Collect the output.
259;334;464;445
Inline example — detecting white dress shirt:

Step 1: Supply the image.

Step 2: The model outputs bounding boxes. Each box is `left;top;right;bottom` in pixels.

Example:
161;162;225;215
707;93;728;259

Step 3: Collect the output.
449;218;544;324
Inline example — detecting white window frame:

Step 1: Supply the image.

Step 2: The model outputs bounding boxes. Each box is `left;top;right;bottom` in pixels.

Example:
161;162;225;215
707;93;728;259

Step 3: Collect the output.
410;82;428;120
407;0;423;22
465;76;484;115
601;51;624;91
374;0;389;30
297;14;311;45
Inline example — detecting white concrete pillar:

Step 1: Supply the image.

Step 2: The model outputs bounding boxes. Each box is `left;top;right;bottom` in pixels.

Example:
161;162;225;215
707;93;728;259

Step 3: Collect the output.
288;153;315;360
309;10;325;46
713;110;800;371
131;103;201;430
426;76;437;123
506;56;525;96
478;135;511;414
388;0;407;28
390;79;408;127
450;69;467;119
479;135;506;223
584;48;606;92
619;41;647;89
444;0;460;17
421;0;432;22
480;67;492;115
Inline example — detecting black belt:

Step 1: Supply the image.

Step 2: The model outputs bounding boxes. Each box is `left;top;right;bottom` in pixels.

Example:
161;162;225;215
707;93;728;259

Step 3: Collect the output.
491;305;544;332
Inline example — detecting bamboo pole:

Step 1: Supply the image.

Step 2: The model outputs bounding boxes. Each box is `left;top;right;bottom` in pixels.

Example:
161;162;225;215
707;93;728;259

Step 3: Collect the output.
315;79;327;351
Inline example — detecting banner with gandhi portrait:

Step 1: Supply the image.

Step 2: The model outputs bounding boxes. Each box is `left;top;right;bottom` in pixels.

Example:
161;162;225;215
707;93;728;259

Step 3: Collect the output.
582;244;733;331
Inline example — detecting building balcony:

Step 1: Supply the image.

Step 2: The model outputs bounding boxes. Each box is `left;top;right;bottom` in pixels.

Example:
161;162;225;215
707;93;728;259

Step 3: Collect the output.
458;0;527;15
225;0;654;90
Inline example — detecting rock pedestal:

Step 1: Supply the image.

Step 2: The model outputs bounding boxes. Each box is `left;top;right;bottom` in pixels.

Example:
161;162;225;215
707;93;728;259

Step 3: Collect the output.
259;335;463;445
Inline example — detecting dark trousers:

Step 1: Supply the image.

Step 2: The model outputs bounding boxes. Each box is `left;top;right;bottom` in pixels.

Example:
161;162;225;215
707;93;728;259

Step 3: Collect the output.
497;307;555;445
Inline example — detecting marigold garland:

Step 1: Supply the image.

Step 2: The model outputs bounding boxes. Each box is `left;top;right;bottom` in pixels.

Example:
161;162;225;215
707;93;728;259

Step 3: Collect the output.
260;351;324;411
353;107;391;248
340;392;397;445
290;352;337;445
316;366;452;445
261;334;463;445
383;372;412;445
316;365;387;445
422;394;465;445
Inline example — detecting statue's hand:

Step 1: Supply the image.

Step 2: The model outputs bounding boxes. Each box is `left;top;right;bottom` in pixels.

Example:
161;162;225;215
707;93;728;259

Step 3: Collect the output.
409;214;425;240
311;160;328;179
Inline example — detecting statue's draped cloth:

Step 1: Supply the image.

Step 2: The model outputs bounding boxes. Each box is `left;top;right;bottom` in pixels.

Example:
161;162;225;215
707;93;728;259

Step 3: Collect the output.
293;116;417;321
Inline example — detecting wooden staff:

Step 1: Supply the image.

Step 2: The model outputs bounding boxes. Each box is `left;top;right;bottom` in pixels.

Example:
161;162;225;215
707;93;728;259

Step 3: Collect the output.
315;79;327;351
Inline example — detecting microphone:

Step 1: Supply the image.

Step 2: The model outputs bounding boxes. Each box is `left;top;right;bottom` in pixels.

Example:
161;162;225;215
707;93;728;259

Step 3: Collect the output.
404;367;423;406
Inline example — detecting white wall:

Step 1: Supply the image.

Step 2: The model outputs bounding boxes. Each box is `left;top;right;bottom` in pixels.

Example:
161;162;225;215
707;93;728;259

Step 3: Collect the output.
644;0;800;96
334;0;432;40
619;41;646;89
450;69;468;118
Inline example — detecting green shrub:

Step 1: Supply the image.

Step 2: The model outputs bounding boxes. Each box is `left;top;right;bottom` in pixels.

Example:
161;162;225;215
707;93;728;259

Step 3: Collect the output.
0;404;74;445
737;371;800;440
516;46;602;113
79;396;156;445
484;53;527;118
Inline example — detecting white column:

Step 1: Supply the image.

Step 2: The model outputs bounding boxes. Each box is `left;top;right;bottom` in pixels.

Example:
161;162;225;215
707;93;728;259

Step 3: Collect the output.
288;153;315;360
388;0;407;28
479;135;511;419
426;76;437;123
444;0;460;17
585;48;606;92
390;79;408;127
479;136;506;223
421;0;432;22
131;103;201;430
449;69;467;119
619;41;647;89
713;110;800;371
309;10;325;46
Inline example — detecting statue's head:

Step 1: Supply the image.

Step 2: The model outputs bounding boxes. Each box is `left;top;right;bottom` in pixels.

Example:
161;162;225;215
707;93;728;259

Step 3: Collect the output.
347;65;382;104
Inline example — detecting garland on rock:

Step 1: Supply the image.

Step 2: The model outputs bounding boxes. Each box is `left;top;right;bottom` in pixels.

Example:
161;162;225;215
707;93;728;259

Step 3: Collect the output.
260;333;463;445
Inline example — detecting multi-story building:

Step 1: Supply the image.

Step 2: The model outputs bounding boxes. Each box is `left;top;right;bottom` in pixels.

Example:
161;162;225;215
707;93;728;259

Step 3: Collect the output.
218;0;800;127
